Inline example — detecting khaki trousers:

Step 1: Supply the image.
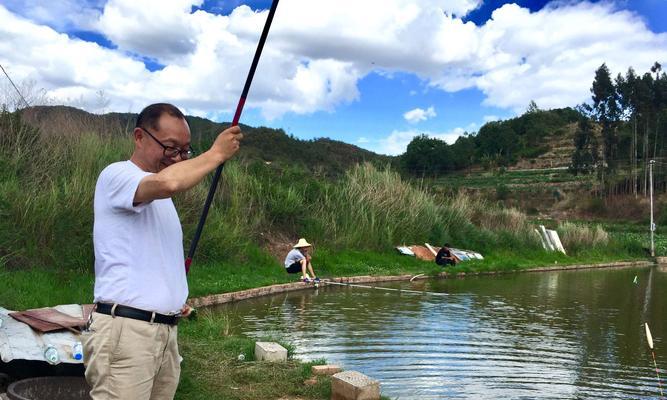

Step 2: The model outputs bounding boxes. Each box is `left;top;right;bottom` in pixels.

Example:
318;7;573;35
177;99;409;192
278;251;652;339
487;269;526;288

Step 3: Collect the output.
81;311;181;400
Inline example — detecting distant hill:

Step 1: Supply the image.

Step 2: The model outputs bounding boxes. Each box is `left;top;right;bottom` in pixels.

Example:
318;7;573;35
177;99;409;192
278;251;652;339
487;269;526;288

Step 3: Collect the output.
401;107;582;175
19;105;391;175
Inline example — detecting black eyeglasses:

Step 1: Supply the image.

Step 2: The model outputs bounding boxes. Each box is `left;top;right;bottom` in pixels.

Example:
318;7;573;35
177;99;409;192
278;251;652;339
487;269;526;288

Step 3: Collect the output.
140;127;194;160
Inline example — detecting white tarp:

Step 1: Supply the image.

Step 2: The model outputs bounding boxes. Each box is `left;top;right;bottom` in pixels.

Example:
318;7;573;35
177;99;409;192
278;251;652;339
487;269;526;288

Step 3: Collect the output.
0;305;84;364
396;246;415;256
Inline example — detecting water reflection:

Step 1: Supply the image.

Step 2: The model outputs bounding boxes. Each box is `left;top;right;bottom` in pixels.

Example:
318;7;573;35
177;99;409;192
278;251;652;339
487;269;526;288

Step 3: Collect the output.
213;267;666;399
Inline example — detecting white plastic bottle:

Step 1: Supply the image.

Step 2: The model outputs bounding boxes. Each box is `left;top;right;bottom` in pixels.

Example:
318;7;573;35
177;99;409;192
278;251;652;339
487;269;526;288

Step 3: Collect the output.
44;345;59;365
72;341;83;361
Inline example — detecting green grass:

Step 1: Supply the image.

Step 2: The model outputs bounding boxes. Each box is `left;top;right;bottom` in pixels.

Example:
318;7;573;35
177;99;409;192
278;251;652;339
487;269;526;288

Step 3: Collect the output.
580;220;667;256
176;309;331;400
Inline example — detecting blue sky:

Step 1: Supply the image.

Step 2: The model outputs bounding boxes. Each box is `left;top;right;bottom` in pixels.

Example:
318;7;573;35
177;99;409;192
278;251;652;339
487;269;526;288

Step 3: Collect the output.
1;0;666;155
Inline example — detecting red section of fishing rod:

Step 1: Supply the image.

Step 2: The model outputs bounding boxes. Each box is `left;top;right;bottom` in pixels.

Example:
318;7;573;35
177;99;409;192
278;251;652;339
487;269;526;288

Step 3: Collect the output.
185;0;279;274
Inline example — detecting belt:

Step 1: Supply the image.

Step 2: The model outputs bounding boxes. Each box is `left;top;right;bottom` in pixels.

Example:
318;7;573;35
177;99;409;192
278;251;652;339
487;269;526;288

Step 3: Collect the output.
95;303;180;325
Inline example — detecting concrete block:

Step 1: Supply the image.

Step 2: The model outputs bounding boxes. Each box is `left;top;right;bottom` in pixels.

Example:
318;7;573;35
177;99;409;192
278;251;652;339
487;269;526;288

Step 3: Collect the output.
312;365;342;376
255;341;287;362
331;371;380;400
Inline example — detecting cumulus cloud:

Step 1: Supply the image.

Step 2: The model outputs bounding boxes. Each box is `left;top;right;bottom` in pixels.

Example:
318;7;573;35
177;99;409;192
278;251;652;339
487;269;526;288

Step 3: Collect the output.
0;0;665;120
97;0;202;62
403;106;436;123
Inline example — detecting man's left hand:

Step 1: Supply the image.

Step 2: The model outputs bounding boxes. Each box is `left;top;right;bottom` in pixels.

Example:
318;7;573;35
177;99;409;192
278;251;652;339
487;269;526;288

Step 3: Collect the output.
180;304;193;318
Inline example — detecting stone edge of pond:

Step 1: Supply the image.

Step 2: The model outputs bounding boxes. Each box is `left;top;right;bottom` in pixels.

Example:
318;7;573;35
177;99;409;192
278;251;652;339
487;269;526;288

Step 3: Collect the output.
189;260;655;308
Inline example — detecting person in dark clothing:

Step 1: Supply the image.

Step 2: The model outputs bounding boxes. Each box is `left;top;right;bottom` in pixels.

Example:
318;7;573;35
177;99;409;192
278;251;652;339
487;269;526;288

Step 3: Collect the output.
435;243;457;266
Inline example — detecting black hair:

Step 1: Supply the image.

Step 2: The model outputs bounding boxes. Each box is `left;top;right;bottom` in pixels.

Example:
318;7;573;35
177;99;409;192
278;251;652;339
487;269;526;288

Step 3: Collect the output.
135;103;185;132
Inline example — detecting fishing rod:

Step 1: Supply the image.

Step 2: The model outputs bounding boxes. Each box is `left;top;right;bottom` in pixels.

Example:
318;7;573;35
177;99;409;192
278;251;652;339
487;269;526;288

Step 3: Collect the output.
645;322;664;397
185;0;280;274
322;280;449;297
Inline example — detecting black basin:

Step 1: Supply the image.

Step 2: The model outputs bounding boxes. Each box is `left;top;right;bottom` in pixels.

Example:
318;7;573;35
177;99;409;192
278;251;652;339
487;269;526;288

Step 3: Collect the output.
6;376;90;400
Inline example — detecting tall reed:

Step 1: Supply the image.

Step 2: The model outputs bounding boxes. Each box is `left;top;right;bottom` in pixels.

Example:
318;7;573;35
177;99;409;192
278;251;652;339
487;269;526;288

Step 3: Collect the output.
0;108;544;270
558;221;610;252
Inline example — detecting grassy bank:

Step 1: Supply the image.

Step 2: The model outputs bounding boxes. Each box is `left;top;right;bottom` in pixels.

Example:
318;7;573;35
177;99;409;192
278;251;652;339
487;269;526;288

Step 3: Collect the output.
0;246;646;312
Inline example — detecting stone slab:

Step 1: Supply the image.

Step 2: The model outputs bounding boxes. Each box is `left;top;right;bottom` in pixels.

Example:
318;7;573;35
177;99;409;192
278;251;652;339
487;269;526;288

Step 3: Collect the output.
331;371;380;400
312;365;342;376
255;341;287;362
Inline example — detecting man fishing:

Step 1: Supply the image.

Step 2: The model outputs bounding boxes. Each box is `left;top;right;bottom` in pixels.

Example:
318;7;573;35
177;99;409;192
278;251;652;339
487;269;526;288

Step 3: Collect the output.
435;243;457;266
82;103;242;400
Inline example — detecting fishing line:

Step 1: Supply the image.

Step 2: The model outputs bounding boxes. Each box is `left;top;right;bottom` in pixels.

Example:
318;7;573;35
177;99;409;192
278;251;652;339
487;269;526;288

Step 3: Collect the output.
322;280;449;297
645;322;664;397
0;63;30;109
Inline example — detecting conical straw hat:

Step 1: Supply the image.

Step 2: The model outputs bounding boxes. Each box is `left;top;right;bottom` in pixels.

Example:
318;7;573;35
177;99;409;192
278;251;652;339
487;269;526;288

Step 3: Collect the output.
293;238;312;248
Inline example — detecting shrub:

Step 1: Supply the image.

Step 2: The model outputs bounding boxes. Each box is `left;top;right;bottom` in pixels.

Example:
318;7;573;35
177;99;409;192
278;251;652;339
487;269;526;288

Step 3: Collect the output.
585;197;607;216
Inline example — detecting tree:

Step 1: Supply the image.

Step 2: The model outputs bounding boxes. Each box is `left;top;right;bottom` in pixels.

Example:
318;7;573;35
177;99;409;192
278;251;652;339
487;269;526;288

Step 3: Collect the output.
526;100;540;114
650;63;664;162
402;134;452;176
450;134;476;170
476;122;519;165
570;112;599;175
616;68;639;195
591;63;621;180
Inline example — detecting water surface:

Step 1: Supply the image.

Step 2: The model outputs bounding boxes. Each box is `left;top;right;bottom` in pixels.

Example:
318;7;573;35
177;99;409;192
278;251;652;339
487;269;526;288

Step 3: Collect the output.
213;266;667;399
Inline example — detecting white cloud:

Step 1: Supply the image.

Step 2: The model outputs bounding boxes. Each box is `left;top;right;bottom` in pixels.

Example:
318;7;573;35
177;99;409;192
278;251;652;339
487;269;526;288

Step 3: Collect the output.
403;106;436;123
97;0;202;62
442;2;667;111
357;136;370;143
0;6;149;112
0;0;665;119
483;115;500;122
2;0;103;32
371;127;467;156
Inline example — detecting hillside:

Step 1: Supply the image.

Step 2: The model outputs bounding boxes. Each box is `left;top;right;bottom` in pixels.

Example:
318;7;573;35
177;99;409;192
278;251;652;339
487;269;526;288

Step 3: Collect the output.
18;105;391;176
509;123;578;170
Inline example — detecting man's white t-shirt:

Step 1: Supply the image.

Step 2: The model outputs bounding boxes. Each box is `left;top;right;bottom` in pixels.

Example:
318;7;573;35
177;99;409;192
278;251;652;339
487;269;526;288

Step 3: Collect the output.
93;160;188;314
284;248;305;268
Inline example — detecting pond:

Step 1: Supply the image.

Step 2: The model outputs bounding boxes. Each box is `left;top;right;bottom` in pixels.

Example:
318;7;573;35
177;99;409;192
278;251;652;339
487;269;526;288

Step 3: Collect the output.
213;266;666;399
